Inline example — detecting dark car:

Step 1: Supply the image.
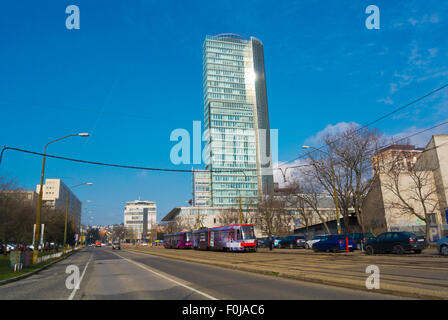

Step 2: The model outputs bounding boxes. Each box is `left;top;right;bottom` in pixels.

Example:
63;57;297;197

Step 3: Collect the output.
263;236;282;248
348;233;376;250
436;237;448;256
364;232;426;255
312;235;355;252
279;235;306;249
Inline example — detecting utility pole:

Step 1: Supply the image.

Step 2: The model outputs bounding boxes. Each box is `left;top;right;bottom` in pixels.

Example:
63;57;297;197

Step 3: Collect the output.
33;133;89;264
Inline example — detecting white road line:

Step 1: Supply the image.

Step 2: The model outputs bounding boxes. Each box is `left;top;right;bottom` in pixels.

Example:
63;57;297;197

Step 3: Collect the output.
112;252;218;300
68;254;93;300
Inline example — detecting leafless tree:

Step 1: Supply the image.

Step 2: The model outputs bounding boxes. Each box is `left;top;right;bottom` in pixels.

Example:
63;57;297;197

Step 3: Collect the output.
217;208;240;225
286;177;334;234
112;225;127;241
381;152;440;239
305;126;383;233
256;194;292;237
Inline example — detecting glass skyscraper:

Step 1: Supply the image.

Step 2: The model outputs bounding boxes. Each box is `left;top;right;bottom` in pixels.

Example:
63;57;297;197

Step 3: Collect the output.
203;33;274;208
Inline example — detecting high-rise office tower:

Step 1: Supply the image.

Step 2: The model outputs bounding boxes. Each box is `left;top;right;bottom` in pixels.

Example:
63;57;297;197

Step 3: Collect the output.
203;33;274;208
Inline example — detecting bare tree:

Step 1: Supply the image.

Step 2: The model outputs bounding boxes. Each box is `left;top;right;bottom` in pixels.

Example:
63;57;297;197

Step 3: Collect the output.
112;225;127;241
217;208;240;225
381;152;440;239
256;195;292;237
287;177;333;234
305;126;383;233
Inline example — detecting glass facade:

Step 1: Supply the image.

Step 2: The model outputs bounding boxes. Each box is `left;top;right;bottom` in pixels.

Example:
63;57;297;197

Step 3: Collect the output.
203;34;274;208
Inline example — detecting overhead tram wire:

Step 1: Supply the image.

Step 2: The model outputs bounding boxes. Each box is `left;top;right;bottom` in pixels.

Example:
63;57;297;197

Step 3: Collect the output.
0;147;257;175
283;82;448;165
276;119;448;178
1;119;447;181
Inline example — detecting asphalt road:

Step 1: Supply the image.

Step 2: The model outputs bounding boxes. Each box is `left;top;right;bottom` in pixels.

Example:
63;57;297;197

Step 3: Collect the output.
0;247;407;300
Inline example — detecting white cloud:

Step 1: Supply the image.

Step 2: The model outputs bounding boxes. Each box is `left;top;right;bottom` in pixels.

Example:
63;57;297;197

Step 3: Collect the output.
304;122;361;146
387;119;448;148
378;97;394;105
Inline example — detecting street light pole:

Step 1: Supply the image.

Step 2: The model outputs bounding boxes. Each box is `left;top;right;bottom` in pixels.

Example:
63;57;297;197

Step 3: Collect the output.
63;182;92;254
33;133;89;264
302;145;342;235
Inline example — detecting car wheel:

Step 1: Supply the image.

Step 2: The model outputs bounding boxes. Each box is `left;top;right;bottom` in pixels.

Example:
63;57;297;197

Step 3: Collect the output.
414;249;422;254
312;246;318;252
440;245;448;256
305;243;310;249
365;246;374;255
331;246;338;253
393;245;404;255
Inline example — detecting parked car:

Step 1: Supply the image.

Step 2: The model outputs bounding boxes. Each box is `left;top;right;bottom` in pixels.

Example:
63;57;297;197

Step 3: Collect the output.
436;237;448;256
112;242;121;250
364;232;426;255
26;244;43;251
312;235;355;252
305;235;326;249
279;235;306;249
348;233;376;250
263;236;282;248
6;243;16;252
256;237;267;247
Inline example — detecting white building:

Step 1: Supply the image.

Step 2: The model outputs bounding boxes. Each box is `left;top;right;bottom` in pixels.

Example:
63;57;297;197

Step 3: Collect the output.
124;200;157;240
192;170;211;206
36;178;82;231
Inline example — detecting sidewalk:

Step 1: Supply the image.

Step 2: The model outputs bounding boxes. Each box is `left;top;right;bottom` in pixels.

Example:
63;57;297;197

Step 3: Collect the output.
125;246;448;300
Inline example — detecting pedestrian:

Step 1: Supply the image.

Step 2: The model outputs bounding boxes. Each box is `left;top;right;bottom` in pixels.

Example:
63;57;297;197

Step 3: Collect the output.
268;235;273;251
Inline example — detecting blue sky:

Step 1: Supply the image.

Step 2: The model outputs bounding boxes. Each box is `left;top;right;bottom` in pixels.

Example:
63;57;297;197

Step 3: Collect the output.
1;0;447;225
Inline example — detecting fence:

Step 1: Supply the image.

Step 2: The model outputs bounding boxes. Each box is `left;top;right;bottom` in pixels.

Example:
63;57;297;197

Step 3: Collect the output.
9;250;66;272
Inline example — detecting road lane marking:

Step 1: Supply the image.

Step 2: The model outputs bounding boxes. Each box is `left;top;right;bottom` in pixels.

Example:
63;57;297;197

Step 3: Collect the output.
112;252;218;300
68;254;93;300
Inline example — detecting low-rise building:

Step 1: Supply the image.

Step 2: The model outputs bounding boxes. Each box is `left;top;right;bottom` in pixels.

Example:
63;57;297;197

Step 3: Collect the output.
363;136;448;241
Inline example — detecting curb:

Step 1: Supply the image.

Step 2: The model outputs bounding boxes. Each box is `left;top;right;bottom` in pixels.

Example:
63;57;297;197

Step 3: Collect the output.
0;250;79;286
125;248;446;300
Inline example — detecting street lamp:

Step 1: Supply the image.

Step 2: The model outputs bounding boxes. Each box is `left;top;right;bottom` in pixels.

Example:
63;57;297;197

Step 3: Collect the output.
33;133;89;264
63;182;93;253
302;145;342;235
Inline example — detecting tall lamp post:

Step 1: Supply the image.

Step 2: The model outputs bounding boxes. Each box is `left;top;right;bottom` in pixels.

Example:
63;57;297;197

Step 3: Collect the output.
63;182;93;254
33;133;89;264
302;145;341;235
